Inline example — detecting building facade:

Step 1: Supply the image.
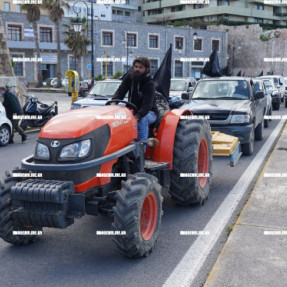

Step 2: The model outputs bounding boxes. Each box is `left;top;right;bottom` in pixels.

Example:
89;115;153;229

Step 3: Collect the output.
1;8;227;83
142;0;287;25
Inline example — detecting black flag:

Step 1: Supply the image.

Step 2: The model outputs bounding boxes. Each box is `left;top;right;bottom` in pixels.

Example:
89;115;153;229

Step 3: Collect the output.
242;72;245;77
259;70;263;76
237;70;241;76
153;44;172;101
202;48;221;77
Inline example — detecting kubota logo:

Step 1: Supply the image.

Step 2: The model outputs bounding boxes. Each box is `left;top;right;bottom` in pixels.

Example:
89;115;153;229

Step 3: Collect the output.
51;141;60;148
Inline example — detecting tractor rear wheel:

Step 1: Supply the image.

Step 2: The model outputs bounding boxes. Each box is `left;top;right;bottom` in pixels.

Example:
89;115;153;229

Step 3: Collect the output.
112;173;163;258
169;119;213;206
0;168;41;245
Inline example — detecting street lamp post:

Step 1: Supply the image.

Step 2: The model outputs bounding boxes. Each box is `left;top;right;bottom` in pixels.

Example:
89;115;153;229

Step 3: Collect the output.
72;0;95;86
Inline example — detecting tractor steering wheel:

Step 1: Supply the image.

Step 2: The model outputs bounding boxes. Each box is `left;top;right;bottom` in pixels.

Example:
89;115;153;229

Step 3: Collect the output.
105;100;138;111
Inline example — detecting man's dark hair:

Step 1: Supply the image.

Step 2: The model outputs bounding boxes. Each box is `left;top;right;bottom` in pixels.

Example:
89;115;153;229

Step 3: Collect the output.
133;57;151;73
0;86;6;91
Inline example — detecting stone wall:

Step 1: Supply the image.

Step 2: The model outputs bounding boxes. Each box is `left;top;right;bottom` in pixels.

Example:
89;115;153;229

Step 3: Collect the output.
208;24;287;77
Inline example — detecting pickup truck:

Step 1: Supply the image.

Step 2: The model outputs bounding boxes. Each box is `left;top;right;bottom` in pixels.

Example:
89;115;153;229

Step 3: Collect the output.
182;77;267;156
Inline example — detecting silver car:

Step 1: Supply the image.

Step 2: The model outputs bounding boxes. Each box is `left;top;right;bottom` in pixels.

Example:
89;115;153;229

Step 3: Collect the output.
0;101;13;147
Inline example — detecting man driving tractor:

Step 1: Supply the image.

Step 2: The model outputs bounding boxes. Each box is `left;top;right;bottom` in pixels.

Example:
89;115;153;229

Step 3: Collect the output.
111;56;157;144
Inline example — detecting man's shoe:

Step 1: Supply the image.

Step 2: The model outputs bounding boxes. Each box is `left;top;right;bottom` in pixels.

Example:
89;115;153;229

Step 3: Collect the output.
22;134;27;142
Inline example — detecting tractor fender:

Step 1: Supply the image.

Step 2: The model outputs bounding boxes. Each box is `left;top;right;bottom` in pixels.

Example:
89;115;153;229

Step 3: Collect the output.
152;109;192;169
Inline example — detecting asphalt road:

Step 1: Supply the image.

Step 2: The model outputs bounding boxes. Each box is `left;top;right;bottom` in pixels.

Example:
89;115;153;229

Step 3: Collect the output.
0;95;286;287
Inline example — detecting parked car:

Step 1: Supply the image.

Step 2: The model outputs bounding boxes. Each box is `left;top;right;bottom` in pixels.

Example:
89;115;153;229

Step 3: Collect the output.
253;79;272;127
79;81;91;97
0;101;13;147
71;80;126;109
43;77;55;87
259;75;285;103
182;77;267;156
51;78;67;88
261;78;281;110
169;78;196;99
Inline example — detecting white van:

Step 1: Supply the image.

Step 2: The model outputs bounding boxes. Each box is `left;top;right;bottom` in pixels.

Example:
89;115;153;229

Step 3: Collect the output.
0;101;12;146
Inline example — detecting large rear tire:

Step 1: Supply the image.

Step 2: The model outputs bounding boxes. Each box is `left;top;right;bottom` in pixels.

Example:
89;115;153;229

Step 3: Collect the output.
169;119;213;206
112;173;163;258
0;168;41;245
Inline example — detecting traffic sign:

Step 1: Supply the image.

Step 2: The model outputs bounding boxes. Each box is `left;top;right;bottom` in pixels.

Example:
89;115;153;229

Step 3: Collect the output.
87;64;92;71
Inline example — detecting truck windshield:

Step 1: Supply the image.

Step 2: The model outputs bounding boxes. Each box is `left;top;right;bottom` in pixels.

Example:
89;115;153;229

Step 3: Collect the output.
192;80;249;100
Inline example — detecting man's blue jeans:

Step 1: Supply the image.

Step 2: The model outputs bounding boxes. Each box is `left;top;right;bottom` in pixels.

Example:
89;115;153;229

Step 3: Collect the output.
137;111;157;144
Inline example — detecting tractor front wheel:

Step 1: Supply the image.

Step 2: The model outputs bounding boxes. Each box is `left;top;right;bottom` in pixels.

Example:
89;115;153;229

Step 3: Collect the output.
112;173;163;258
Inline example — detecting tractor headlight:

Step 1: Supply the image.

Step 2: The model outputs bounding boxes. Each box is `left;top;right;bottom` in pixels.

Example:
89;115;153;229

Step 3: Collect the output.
231;114;250;124
35;142;50;160
59;139;91;160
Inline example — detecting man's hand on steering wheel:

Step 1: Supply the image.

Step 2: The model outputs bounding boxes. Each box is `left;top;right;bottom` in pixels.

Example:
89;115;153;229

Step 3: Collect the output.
105;100;138;111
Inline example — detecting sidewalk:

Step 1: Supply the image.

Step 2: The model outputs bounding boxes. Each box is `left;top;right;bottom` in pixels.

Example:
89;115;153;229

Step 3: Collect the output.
204;123;287;287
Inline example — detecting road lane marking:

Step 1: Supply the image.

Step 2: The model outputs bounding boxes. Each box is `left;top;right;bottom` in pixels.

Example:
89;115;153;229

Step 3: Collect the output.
163;120;286;287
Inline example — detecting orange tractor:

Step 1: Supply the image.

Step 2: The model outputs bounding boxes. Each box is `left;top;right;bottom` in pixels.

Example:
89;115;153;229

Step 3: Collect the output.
0;101;212;257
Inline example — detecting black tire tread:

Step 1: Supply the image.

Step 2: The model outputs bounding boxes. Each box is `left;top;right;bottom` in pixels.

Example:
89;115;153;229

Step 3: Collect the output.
169;119;213;206
112;173;163;258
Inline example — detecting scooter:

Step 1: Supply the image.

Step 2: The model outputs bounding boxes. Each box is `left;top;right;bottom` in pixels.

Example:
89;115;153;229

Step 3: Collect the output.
20;95;58;131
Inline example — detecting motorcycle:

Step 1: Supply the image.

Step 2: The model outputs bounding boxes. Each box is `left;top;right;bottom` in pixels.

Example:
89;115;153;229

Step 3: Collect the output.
20;95;58;131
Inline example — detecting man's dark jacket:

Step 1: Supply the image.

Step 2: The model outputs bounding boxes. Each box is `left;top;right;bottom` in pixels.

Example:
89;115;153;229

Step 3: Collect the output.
112;73;156;120
3;89;23;120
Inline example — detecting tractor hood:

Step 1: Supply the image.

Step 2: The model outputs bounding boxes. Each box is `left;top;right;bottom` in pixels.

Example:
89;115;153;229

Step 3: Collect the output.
39;106;137;139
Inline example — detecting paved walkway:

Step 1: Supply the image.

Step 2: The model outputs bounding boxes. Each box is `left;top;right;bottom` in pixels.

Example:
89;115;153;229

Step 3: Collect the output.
205;122;287;287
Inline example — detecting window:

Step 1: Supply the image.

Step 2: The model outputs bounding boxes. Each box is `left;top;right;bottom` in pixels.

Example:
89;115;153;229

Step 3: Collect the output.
127;33;136;47
254;18;263;23
150;59;158;76
112;9;116;14
212;39;220;52
15;5;21;13
175;37;184;50
175;60;183;77
4;2;10;11
217;0;230;6
138;6;141;12
117;10;123;15
40;27;53;42
7;25;22;41
101;14;106;17
102;62;113;77
102;31;113;46
194;4;204;9
125;11;131;16
11;55;24;77
149;35;159;48
255;4;264;10
194;38;202;51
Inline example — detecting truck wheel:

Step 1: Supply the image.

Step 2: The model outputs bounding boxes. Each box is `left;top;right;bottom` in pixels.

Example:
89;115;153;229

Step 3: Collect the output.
169;119;213;206
112;173;163;258
241;125;254;156
255;120;263;140
0;125;11;147
273;102;280;110
0;169;41;245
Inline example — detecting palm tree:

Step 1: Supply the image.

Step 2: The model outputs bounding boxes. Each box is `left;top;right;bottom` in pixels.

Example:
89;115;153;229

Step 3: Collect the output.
43;0;69;88
21;4;43;87
63;18;91;80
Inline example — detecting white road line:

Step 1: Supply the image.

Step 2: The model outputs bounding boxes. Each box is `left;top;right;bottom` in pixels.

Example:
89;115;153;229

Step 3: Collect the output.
163;120;286;287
